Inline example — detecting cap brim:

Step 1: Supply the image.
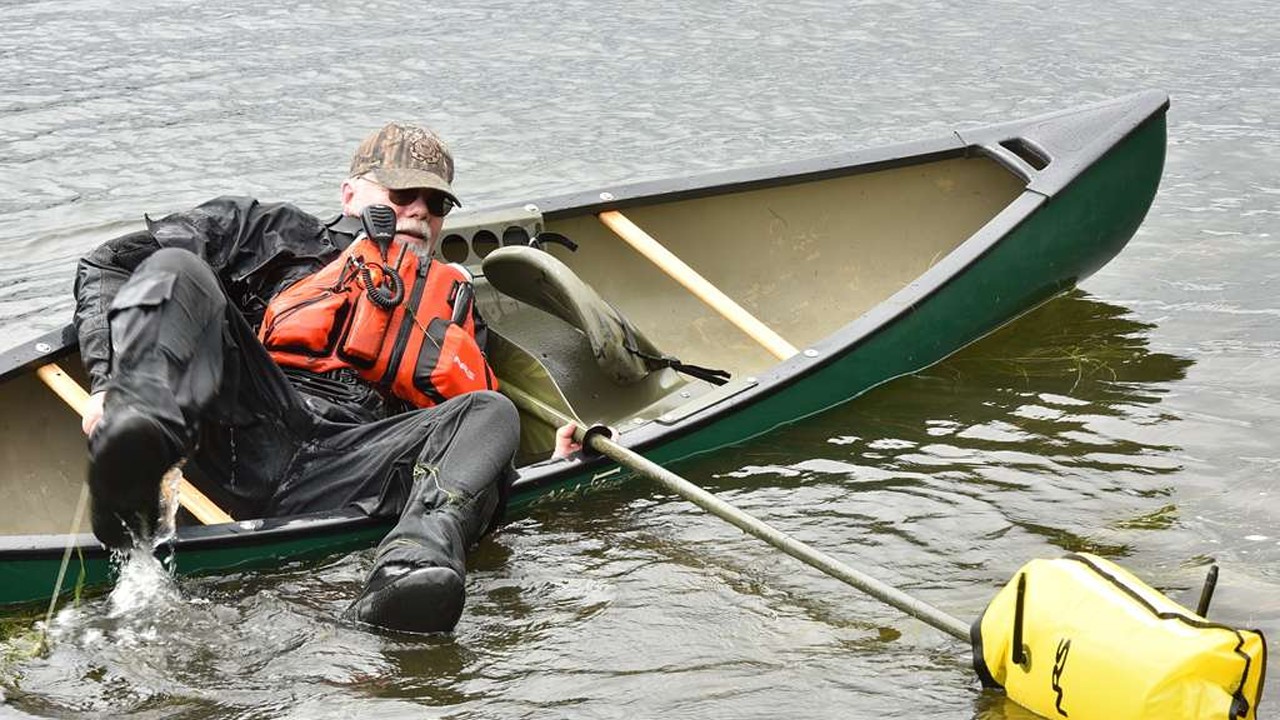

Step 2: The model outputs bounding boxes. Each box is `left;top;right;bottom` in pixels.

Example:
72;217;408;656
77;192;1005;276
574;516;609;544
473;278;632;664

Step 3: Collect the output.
367;168;461;206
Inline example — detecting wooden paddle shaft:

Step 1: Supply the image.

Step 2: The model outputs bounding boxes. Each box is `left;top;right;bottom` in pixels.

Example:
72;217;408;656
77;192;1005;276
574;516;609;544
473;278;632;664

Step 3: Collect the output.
597;210;800;361
36;363;234;525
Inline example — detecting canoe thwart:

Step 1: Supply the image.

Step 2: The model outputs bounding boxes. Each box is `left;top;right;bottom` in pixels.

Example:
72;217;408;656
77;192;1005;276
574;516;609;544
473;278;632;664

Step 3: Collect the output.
596;210;800;361
35;363;235;526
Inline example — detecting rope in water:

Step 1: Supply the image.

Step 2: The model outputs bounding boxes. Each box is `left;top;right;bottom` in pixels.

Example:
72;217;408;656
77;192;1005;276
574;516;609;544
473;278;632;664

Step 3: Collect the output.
44;483;90;634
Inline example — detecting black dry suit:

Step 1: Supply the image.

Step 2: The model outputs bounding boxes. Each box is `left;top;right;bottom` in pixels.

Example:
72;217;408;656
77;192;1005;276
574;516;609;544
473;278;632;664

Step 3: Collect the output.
72;196;518;606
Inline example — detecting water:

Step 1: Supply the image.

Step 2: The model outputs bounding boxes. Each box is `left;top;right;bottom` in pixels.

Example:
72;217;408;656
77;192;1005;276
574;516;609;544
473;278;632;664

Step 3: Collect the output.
2;0;1278;717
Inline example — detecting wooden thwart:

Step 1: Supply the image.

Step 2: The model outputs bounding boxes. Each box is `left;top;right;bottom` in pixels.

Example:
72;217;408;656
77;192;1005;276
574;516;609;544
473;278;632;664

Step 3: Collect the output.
597;210;800;361
35;363;234;526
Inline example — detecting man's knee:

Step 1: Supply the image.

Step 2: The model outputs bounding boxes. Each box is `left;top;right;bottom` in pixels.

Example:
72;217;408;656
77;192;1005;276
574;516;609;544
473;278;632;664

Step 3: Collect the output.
136;246;216;287
465;390;518;422
429;391;519;454
464;390;519;436
126;247;224;314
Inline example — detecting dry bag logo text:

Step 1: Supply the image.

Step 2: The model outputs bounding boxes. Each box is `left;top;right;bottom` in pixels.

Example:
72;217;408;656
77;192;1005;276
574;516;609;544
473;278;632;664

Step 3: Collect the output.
1051;637;1071;717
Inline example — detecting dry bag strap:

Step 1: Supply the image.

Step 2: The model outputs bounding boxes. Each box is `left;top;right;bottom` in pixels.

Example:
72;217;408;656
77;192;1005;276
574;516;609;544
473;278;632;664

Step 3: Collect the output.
615;307;731;386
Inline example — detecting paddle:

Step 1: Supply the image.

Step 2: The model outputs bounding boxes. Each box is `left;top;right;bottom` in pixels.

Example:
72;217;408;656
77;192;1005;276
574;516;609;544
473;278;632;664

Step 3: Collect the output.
36;363;234;525
576;423;971;639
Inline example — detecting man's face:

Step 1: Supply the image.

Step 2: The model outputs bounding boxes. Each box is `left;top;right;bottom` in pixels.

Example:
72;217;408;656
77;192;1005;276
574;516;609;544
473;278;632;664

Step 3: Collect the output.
341;176;446;253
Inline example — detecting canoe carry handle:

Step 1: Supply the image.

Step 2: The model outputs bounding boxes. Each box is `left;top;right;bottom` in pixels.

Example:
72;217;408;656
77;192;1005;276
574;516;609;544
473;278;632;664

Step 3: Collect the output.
35;363;234;526
596;210;800;361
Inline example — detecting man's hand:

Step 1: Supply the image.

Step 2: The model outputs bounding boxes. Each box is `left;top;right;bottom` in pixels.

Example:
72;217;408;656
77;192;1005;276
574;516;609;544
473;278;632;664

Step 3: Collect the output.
551;423;581;460
82;391;106;436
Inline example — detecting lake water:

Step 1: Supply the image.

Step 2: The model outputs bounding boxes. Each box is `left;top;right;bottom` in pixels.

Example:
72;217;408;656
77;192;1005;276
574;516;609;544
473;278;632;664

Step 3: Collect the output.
1;0;1277;717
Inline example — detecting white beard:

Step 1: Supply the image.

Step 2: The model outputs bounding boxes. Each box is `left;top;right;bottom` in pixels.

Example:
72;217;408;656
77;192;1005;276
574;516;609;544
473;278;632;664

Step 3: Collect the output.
396;218;436;259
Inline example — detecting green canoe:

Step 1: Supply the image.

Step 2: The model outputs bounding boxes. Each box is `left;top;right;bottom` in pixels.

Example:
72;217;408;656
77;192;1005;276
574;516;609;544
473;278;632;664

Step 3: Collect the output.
0;90;1169;608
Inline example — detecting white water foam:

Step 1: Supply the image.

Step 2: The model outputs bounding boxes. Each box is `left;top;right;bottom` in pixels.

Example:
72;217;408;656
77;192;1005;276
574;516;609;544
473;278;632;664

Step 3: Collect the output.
106;470;185;621
106;545;180;620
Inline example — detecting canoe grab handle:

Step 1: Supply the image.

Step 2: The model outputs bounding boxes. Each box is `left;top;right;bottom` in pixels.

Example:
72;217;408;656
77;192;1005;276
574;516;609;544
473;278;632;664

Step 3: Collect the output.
34;363;234;526
596;210;800;361
998;138;1050;171
979;137;1052;183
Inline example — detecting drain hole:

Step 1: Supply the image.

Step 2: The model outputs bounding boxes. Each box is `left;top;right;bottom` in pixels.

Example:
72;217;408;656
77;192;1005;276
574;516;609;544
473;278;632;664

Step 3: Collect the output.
472;230;500;258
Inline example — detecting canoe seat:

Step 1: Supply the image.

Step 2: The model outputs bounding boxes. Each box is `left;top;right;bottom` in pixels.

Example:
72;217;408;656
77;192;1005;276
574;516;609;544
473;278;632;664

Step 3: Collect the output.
481;245;662;385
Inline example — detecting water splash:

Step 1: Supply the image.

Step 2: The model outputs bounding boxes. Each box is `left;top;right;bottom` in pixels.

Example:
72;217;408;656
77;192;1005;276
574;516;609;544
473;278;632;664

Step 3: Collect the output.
106;545;180;621
104;468;185;621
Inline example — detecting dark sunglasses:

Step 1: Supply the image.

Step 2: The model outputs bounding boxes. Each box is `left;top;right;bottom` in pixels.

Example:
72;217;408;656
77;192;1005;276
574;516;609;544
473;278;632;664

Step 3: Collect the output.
386;187;455;217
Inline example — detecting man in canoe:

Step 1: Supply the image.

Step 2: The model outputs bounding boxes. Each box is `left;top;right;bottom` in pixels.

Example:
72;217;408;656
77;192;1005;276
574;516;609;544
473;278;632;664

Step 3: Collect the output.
72;122;573;634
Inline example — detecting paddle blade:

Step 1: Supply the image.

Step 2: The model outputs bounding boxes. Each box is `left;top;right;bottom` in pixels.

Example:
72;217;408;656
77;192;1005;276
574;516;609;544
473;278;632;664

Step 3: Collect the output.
971;553;1266;720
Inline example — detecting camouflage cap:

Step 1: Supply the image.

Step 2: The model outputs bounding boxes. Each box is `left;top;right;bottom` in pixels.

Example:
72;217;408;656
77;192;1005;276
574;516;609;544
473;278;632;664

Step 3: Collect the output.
349;122;460;206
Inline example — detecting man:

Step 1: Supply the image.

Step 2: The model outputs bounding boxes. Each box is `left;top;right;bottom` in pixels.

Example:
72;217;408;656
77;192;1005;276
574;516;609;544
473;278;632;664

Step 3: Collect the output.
74;122;556;634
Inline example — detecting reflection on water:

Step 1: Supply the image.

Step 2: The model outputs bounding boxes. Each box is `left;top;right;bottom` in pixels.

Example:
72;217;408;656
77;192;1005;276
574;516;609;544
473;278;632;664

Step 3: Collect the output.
715;290;1193;569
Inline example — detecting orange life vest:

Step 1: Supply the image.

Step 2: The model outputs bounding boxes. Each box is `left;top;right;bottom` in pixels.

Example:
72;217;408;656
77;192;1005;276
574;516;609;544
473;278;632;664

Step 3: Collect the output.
258;234;497;408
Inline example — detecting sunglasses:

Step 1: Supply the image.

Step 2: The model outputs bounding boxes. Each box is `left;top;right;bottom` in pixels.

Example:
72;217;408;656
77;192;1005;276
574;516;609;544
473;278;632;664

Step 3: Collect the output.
385;187;455;217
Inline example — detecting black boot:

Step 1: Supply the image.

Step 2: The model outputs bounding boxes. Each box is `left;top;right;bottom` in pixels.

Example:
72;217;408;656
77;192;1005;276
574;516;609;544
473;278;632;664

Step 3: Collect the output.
344;556;467;634
344;470;501;634
87;404;183;548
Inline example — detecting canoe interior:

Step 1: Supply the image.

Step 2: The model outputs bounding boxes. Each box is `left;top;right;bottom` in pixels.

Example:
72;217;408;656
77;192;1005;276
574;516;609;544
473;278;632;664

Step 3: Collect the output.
472;154;1025;458
0;363;94;535
540;155;1024;378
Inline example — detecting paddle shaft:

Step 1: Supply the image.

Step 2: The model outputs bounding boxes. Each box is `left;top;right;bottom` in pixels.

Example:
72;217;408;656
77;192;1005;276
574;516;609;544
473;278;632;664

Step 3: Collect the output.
597;210;800;361
498;383;969;640
36;363;234;525
585;432;971;641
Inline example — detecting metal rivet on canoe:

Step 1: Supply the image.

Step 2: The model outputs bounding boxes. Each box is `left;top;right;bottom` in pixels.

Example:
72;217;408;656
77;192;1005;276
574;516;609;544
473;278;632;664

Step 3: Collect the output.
599;192;615;201
680;391;690;398
34;342;51;354
524;204;539;213
803;348;820;358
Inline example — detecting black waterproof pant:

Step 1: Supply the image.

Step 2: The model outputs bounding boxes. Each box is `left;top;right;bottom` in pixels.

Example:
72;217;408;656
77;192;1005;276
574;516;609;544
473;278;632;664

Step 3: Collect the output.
102;247;519;575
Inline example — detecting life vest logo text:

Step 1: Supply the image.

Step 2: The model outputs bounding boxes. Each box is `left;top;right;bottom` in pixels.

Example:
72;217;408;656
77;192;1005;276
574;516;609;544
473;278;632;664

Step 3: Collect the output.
453;354;476;381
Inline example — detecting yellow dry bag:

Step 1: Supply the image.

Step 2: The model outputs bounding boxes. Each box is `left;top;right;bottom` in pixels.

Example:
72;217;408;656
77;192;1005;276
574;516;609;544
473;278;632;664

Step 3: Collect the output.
972;553;1266;720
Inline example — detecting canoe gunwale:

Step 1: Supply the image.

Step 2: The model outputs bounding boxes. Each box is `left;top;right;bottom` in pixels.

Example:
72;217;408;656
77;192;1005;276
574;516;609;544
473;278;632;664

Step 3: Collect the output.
0;93;1170;390
473;90;1169;221
0;324;78;385
0;510;388;559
